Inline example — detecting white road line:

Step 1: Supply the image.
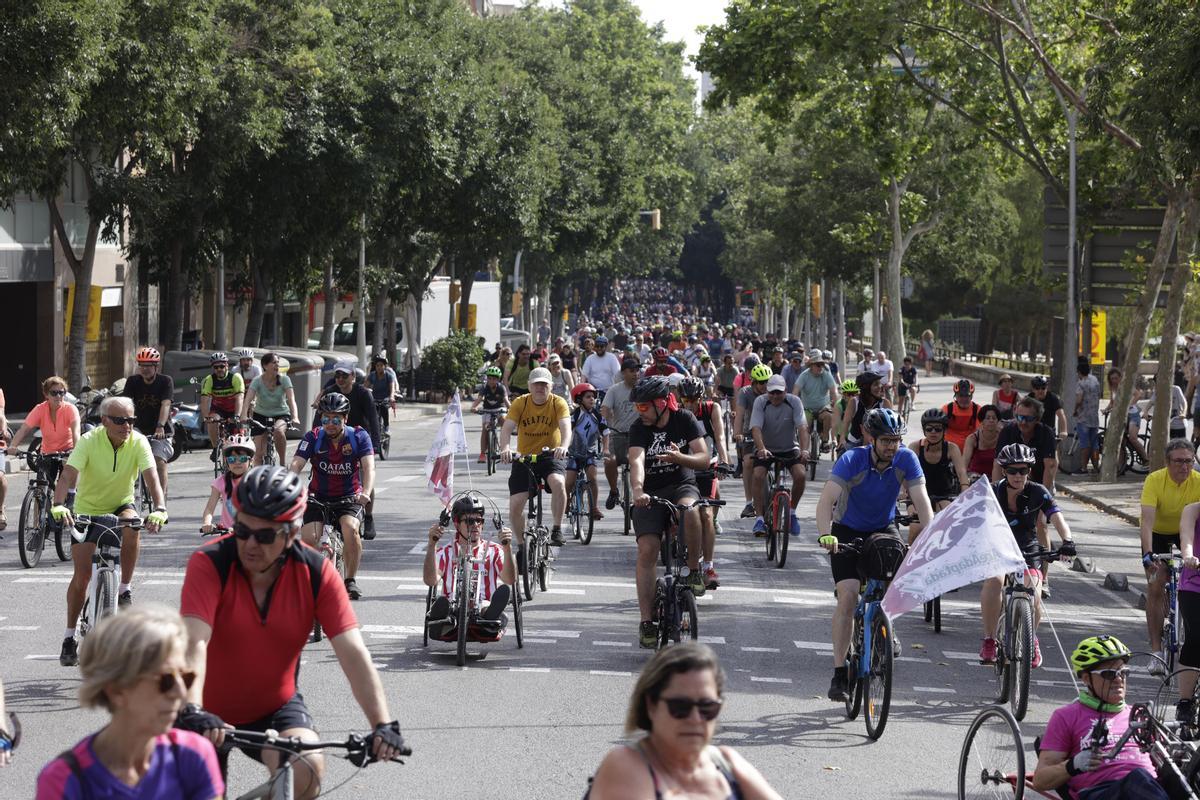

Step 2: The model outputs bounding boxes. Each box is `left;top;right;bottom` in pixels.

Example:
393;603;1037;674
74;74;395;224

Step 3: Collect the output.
407;543;427;555
593;641;632;648
361;624;423;635
913;686;957;694
750;676;793;684
794;640;834;651
373;487;389;496
24;655;59;660
0;625;39;631
741;646;780;653
386;475;421;483
509;667;551;673
699;636;726;645
590;670;633;677
14;577;70;583
521;638;558;644
369;633;409;640
529;630;581;638
141;579;182;586
544;588;586;595
773;596;821;606
943;651;980;660
898;656;933;664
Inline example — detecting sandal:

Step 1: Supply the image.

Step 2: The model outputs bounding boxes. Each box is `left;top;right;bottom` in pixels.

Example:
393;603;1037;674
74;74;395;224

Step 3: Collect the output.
590;509;604;521
0;513;7;532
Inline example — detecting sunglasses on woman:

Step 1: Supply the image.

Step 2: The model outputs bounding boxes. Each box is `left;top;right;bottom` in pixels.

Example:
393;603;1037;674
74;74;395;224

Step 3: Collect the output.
150;668;197;693
1004;466;1030;476
661;696;723;721
233;520;289;544
48;389;67;397
1089;667;1130;681
923;426;944;434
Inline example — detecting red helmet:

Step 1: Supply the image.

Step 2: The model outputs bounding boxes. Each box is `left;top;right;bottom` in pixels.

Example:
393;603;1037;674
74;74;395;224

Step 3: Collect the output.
653;347;668;361
953;378;975;396
136;347;161;364
571;382;597;401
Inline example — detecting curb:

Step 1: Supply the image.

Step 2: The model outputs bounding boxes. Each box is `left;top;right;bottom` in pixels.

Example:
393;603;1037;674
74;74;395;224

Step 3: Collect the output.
1056;482;1139;526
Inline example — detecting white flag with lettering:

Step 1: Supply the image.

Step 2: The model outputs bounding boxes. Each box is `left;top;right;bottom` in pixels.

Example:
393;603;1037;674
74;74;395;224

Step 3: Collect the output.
881;478;1028;619
424;392;469;505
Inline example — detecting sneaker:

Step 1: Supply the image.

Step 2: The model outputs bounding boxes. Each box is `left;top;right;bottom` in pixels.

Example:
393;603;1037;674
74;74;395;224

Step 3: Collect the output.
1041;585;1051;600
60;637;79;667
892;631;902;657
828;669;848;701
477;453;486;463
118;590;132;608
550;527;565;547
361;515;376;541
704;566;720;591
740;502;755;519
687;570;706;597
605;492;619;510
639;621;658;649
752;517;766;536
714;518;723;535
979;638;998;664
1031;636;1042;669
344;578;362;600
790;514;801;537
820;441;832;454
1150;659;1168;677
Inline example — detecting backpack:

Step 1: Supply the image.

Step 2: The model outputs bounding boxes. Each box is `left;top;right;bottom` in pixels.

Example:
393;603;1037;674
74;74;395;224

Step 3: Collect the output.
570;408;601;459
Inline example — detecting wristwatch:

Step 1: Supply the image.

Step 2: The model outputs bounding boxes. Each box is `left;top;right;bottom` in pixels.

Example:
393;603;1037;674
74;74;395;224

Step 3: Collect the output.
1065;758;1082;777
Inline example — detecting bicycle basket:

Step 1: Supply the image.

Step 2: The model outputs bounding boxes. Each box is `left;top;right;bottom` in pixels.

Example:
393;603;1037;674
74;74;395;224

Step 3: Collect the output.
857;534;908;582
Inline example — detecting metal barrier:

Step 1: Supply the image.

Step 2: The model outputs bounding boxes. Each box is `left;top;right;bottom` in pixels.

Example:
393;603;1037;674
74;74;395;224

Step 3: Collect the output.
856;336;1050;376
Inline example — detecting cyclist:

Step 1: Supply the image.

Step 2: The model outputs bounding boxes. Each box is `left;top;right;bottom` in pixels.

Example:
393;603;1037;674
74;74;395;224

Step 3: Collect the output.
679;376;729;590
733;364;773;517
241;352;298;467
750;374;809;537
868;350;895;403
904;408;968;543
979;443;1076;667
499;367;571;550
780;351;806;391
314;362;381;538
6;376;80;489
1033;635;1171;800
715;352;739;399
601;357;641;512
840;370;889;449
992;373;1020;420
424;493;515;639
199;352;244;455
629;376;710;647
471;365;510;464
365;355;398;436
792;353;838;453
50;396;168;666
816;408;934;701
230;347;260;384
565;382;610;527
582;335;621;397
942;378;980;451
546;353;575;404
122;346;175;495
896;356;918;418
36;605;223;799
1029;374;1069;437
177;466;405;797
1139;439;1200;676
833;379;859;450
288;392;375;600
1104;368;1150;465
645;347;684;377
1074;359;1103;474
1175;497;1200;718
695;352;716;393
504;344;539;396
200;435;255;534
962;404;1003;482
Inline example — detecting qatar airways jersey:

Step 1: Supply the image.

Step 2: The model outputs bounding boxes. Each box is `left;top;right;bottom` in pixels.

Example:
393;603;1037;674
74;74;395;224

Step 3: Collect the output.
294;426;373;498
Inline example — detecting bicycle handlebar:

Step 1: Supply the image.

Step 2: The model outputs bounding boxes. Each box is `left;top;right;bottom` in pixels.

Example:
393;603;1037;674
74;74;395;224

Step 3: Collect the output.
200;525;232;537
644;496;726;512
222;728;411;768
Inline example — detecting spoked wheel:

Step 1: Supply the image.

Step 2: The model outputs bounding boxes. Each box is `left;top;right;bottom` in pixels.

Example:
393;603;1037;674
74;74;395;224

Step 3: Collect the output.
957;705;1025;800
653;578;669;650
455;593;470;667
512;587;524;649
569;491;582;542
581;486;594;545
680;590;698;641
1009;598;1033;721
845;622;864;720
521;540;537;602
808;434;819;482
537;537;551;592
167;430;184;463
487;429;498;476
379;432;390;461
924;596;942;633
54;519;69;562
864;611;895;740
97;570;118;627
18;491;45;569
422;587;432;647
775;491;790;568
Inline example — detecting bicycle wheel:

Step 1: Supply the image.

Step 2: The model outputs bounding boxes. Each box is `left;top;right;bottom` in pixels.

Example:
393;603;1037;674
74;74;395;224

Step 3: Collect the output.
845;622;863;720
521;539;537;602
581;484;594;545
380;431;390;461
97;569;118;626
864;609;895;740
808;428;819;482
422;587;432;647
487;428;499;476
17;490;45;569
994;601;1011;704
512;587;524;649
455;591;470;667
932;596;942;633
957;705;1025;800
569;487;582;542
622;469;632;536
680;589;698;641
653;578;669;649
1129;440;1151;475
1009;596;1033;721
54;514;69;561
537;536;551;592
775;490;790;568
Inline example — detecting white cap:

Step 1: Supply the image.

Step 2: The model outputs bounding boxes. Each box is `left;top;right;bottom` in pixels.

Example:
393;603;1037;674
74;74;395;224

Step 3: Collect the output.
333;360;355;375
528;367;553;385
766;374;787;392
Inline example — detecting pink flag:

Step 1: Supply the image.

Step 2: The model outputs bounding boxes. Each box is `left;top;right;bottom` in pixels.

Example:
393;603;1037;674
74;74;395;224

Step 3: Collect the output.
424;392;468;505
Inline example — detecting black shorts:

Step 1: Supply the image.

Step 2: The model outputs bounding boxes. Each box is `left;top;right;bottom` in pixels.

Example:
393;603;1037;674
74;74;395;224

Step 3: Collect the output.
829;521;898;584
208;407;239;421
632;482;700;537
251;412;291;429
303;496;363;526
1151;532;1179;556
73;506;139;546
695;469;719;500
508;456;565;495
754;449;803;469
222;692;315;765
737;439;756;458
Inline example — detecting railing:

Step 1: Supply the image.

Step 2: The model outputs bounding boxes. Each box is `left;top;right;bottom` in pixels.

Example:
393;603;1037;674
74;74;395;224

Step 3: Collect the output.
856;336;1050;376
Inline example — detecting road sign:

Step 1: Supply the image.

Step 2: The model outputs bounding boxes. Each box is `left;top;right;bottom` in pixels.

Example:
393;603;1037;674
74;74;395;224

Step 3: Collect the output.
1080;310;1105;365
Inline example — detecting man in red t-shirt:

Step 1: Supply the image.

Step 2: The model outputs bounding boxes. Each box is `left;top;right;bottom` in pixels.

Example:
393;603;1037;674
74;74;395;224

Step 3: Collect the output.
176;465;405;798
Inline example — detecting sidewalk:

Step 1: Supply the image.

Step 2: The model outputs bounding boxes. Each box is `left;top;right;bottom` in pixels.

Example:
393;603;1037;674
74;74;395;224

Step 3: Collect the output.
1057;474;1143;527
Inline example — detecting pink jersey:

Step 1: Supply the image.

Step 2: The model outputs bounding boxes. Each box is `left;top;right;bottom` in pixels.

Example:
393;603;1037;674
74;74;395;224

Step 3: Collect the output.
1040;701;1156;796
209;475;242;529
435;539;507;602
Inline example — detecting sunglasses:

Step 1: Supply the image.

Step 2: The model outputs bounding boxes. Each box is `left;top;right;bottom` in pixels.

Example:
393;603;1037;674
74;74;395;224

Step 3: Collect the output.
460;517;484;527
923;426;944;434
48;389;67;397
1004;466;1031;476
233;520;288;544
1015;414;1038;423
106;416;137;426
213;364;228;370
635;402;653;412
876;437;902;446
149;668;197;694
225;454;251;464
661;696;723;721
1089;667;1130;681
320;416;345;425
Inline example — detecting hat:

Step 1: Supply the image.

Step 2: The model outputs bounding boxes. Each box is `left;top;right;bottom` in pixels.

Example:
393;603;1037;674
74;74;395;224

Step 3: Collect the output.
788;351;803;362
807;353;826;365
333;360;354;375
766;374;787;392
547;353;562;365
528;367;553;385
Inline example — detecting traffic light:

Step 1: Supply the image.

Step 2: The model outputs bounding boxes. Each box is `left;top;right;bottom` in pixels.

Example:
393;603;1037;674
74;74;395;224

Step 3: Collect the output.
811;283;821;318
512;290;523;317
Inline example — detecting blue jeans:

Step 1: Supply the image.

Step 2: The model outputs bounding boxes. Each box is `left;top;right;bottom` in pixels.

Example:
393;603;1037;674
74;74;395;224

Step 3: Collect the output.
1078;768;1169;800
1075;424;1100;450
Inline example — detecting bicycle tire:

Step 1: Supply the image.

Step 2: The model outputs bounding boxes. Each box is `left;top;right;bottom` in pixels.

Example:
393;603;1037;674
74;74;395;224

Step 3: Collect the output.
775;490;790;568
1010;596;1033;721
537;536;551;592
1129;439;1151;475
569;486;582;542
167;430;184;463
521;540;536;602
581;484;594;545
18;490;44;569
845;622;863;720
653;578;669;650
97;569;118;627
54;517;69;562
622;469;632;536
957;705;1025;800
1162;617;1177;680
487;428;499;476
455;596;469;667
763;471;776;562
680;589;698;641
379;432;390;461
422;587;432;647
933;595;942;633
512;586;524;649
994;599;1011;705
808;424;819;482
78;597;92;639
864;610;895;740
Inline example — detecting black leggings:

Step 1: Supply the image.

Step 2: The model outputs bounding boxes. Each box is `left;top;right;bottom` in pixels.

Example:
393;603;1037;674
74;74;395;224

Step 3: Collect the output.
1179;591;1200;668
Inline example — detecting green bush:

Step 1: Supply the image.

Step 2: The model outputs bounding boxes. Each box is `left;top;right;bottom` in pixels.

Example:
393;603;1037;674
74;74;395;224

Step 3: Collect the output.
422;330;484;394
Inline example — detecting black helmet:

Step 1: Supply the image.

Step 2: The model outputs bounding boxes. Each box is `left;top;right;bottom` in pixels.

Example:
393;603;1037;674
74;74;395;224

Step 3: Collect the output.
318;392;351;415
451;493;485;522
855;371;882;390
1030;375;1049;389
864;407;906;438
921;408;950;427
680;376;704;399
621;357;641;371
997;443;1037;467
631;376;670;402
234;465;307;525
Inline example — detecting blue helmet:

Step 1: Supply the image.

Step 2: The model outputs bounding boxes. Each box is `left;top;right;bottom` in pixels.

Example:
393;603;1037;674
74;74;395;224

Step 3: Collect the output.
865;407;906;438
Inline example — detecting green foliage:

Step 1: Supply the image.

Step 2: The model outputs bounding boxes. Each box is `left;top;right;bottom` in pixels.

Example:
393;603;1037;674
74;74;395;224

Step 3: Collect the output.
421;330;485;394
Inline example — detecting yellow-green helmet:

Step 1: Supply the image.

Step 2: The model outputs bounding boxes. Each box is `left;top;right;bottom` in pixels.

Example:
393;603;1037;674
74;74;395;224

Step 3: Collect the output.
749;364;773;383
1071;635;1131;673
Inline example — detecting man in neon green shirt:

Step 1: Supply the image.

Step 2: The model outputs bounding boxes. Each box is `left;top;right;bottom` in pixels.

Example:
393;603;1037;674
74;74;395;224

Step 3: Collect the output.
50;396;168;667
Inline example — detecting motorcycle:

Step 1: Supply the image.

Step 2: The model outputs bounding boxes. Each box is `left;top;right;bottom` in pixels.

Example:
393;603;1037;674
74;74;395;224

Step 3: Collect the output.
168;378;211;462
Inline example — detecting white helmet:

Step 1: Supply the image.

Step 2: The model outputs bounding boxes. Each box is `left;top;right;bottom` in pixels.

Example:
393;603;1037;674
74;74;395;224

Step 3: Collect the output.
222;434;255;455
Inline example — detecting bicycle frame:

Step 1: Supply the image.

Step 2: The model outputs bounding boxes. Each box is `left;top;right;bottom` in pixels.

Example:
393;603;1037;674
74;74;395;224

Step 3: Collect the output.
1151;552;1182;677
515;453;554;599
853;579;888;682
73;516;139;637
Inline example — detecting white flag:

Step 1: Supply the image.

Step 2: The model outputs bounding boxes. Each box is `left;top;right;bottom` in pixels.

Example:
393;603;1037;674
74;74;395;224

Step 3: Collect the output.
424;392;468;505
881;478;1028;619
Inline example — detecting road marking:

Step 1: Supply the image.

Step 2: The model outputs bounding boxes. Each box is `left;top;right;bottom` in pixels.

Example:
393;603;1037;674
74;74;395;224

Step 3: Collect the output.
774;596;821;606
529;630;581;638
386;475;421;483
361;624;423;635
407;543;427;555
590;670;633;677
14;577;70;583
699;636;726;645
750;676;793;684
943;651;980;660
369;633;409;640
741;646;780;653
508;667;551;673
140;579;182;586
593;641;632;648
898;656;932;664
373;487;389;496
794;640;834;651
522;638;557;644
0;625;39;631
25;655;59;660
913;686;957;694
544;588;586;595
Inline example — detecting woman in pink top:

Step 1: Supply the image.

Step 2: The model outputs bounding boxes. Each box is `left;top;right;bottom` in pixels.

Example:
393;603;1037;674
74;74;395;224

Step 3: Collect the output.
7;376;81;523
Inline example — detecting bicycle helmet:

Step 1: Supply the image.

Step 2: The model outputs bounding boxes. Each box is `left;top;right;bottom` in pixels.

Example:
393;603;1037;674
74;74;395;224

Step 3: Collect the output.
679;376;704;399
996;442;1037;467
839;379;860;395
855;371;882;391
1030;375;1049;389
743;354;761;369
135;347;161;364
631;375;671;402
354;368;366;385
234;465;307;525
210;351;229;365
485;366;502;378
594;336;608;346
953;378;975;396
1071;635;1132;673
864;407;906;438
317;392;351;415
822;350;833;361
222;434;255;455
234;347;254;359
451;493;486;522
749;364;773;383
621;357;641;371
571;382;597;401
920;408;950;428
653;347;669;361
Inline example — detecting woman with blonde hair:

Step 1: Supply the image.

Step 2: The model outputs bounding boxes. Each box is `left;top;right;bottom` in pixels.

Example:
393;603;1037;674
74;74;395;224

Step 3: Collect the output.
36;604;223;799
919;329;936;377
587;643;781;799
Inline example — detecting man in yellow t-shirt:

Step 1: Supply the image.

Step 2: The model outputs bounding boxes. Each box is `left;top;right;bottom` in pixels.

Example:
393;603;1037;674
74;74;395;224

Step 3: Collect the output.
500;367;571;550
1139;439;1200;671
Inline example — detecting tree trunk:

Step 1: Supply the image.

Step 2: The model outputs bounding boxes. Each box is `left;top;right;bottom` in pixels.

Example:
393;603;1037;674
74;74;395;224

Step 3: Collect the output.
373;287;387;355
158;239;187;352
319;259;335;350
244;256;268;347
272;277;285;347
1100;184;1186;480
49;198;99;392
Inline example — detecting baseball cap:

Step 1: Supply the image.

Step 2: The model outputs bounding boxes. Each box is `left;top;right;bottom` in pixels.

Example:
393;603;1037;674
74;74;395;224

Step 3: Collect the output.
528;367;553;385
766;374;787;392
333;359;355;375
788;351;803;362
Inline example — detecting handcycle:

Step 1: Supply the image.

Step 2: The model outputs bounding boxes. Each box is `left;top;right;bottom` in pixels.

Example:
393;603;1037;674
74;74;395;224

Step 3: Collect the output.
421;506;523;666
72;514;143;640
994;546;1068;722
1098;411;1151;477
13;449;70;568
476;409;505;476
1148;550;1184;684
221;727;411;800
374;401;391;461
305;496;357;642
644;496;724;649
760;449;804;568
513;450;556;601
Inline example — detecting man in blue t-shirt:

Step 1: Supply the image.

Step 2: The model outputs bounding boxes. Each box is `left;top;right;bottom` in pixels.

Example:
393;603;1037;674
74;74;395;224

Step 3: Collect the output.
815;407;934;703
289;392;375;600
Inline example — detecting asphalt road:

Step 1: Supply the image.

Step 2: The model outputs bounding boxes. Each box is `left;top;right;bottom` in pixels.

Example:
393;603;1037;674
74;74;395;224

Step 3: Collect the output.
0;374;1163;798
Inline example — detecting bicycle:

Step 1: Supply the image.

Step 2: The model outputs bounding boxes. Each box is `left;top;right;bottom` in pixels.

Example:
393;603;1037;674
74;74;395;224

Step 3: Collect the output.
897;499;952;633
645;496;724;649
1148;551;1183;683
374;401;391;461
72;514;142;640
760;451;801;568
133;472;155;521
994;546;1065;722
221;728;410;800
567;456;596;545
1098;411;1151;476
14;450;69;568
209;417;247;478
514;451;555;601
619;459;633;536
245;417;294;467
477;410;505;477
305;497;353;642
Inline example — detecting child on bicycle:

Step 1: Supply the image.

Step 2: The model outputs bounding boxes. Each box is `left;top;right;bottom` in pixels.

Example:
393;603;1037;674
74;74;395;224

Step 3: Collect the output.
472;366;509;464
199;435;255;533
897;356;918;416
565;383;609;527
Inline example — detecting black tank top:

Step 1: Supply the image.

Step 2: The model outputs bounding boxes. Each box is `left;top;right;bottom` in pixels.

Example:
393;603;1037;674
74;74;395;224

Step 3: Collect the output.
918;438;957;497
849;397;881;442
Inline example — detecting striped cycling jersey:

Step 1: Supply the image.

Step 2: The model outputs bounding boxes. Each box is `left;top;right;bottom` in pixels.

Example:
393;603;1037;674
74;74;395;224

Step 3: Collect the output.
201;372;245;412
293;426;373;498
435;539;507;601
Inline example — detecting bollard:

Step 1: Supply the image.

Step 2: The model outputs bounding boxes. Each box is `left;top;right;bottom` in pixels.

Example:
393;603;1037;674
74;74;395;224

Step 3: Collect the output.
1135;591;1147;611
1103;573;1129;592
1070;557;1095;574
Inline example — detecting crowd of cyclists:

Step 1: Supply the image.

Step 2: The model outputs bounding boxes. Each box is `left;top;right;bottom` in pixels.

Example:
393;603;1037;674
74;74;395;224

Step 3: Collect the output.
3;278;1200;797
